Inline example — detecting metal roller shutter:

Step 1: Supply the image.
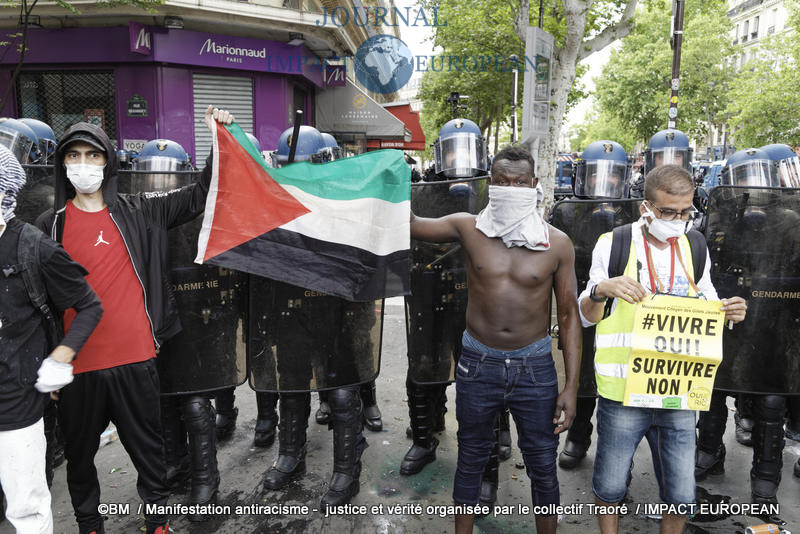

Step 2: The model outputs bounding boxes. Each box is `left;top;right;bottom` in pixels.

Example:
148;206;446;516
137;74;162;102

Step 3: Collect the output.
192;73;253;162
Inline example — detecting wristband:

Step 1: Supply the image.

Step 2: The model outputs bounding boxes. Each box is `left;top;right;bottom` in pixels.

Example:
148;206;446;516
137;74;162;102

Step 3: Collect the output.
589;284;608;303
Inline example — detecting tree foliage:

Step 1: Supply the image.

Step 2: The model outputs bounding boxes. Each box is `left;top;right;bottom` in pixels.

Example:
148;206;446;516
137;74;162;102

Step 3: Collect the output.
416;0;638;203
592;0;735;147
415;0;527;161
726;0;800;147
572;107;638;152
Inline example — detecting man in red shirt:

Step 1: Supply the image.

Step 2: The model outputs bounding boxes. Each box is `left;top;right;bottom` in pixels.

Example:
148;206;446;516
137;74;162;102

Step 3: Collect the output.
36;106;233;534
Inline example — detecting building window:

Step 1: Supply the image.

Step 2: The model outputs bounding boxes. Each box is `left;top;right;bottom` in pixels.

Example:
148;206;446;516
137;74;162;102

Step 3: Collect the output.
752;15;759;37
17;70;117;143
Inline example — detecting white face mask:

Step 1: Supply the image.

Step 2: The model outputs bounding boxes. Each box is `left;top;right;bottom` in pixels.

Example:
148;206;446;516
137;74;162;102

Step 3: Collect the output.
66;164;104;194
643;205;688;242
475;184;550;250
486;184;542;224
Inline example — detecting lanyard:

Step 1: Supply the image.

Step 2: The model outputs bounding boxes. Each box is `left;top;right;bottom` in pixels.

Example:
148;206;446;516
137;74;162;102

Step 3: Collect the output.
641;227;678;294
674;241;702;295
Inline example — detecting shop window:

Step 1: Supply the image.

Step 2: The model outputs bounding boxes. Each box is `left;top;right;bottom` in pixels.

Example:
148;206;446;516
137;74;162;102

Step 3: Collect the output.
17;70;117;144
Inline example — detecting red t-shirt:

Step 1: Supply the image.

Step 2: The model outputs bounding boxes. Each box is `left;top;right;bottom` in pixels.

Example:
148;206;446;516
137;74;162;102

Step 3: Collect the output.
62;201;156;374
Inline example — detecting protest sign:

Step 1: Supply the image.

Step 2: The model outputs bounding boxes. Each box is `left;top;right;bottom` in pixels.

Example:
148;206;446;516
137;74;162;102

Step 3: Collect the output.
623;294;725;411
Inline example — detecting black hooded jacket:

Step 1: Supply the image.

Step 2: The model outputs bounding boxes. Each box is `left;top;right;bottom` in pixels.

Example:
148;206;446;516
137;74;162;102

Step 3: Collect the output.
35;122;211;349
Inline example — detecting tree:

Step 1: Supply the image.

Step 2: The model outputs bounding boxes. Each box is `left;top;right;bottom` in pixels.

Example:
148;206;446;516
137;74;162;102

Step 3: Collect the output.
415;0;528;163
572;106;638;152
514;0;639;206
592;0;735;150
726;1;800;147
416;0;640;206
1;0;163;111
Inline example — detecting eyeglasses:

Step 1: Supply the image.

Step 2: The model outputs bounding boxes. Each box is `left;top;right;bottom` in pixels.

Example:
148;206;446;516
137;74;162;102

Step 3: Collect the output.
646;201;698;221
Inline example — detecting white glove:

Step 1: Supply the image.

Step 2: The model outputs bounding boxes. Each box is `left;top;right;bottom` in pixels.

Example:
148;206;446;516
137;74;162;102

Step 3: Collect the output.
35;357;74;393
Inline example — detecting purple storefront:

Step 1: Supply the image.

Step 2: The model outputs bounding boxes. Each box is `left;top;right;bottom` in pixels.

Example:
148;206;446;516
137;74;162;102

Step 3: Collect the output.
0;23;327;162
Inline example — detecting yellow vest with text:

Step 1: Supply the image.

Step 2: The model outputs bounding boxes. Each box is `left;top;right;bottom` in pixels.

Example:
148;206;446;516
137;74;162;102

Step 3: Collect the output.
594;230;698;402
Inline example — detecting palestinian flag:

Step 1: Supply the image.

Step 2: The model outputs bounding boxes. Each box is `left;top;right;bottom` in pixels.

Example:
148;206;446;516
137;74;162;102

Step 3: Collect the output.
195;122;411;301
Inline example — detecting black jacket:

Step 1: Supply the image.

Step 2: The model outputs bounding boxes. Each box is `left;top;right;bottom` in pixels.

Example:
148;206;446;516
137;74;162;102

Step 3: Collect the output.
0;218;102;430
35;122;211;349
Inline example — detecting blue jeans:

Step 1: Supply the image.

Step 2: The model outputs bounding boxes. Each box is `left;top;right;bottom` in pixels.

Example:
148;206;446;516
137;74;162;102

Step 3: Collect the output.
592;397;696;507
453;330;559;508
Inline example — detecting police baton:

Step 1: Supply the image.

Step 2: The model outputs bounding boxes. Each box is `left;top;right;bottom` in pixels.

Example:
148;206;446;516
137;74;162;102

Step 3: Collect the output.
288;110;303;164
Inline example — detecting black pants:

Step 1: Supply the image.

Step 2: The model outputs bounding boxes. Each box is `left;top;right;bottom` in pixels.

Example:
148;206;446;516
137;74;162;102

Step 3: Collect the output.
59;359;169;533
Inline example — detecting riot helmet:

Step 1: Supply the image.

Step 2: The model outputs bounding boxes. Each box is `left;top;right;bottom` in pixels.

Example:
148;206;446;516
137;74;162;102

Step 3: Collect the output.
133;139;192;191
760;143;800;188
245;132;262;153
318;133;343;162
721;148;779;187
18;118;57;164
433;118;488;178
573;140;630;199
272;125;325;167
0;117;39;164
116;149;133;169
644;129;693;176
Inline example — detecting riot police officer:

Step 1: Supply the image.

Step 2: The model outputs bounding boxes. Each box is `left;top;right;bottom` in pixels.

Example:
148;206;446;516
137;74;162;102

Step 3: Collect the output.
0;117;40;164
696;148;790;515
311;133;384;433
257;125;371;508
762;143;800;188
18;118;57;165
553;140;632;469
644;129;694;174
138;139;229;521
629;128;694;198
213;132;280;450
760;144;800;479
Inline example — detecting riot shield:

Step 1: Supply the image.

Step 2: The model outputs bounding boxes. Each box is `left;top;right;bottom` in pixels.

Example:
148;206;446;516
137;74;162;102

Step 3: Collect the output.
16;164;55;224
704;186;800;394
116;169;248;395
247;277;384;392
406;176;488;385
550;198;642;396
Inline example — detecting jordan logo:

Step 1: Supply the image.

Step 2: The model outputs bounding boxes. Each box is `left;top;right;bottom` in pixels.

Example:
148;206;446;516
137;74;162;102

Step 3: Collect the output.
94;230;110;247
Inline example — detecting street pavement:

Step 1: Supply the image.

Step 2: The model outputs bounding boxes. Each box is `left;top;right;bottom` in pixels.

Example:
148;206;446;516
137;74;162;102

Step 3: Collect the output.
3;298;798;533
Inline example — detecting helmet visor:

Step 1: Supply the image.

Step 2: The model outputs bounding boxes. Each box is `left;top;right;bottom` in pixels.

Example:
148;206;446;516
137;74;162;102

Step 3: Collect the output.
777;157;800;188
728;160;779;187
0;130;34;164
574;160;628;199
135;155;188;172
646;147;692;174
132;156;191;191
434;134;487;178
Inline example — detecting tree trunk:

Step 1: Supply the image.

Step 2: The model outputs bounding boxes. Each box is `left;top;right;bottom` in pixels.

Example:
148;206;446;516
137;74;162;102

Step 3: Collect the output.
494;80;503;154
521;0;638;214
525;0;587;214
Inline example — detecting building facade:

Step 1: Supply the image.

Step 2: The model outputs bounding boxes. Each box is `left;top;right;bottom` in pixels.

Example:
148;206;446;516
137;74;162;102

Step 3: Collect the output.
0;0;422;161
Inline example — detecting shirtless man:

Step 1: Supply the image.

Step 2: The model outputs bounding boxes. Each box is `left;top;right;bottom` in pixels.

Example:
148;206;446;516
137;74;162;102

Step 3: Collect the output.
410;146;581;534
